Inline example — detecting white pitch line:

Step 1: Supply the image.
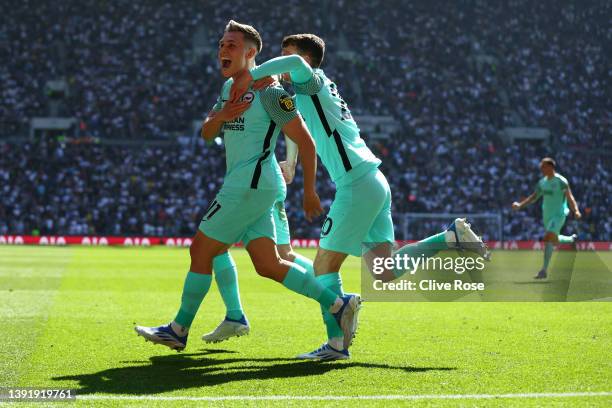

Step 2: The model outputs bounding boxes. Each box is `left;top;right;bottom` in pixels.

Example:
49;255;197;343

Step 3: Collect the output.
78;392;612;401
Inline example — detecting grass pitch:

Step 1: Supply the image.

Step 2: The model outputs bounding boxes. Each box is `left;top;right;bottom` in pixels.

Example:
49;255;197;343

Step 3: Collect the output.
1;246;611;407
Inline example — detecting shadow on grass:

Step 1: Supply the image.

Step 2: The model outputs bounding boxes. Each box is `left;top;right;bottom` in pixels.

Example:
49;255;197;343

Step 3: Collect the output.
54;349;455;395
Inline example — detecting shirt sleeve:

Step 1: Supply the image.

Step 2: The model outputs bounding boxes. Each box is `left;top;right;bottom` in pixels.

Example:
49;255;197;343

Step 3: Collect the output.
558;176;569;191
292;71;324;96
212;95;224;112
260;86;298;128
534;181;542;199
251;55;313;83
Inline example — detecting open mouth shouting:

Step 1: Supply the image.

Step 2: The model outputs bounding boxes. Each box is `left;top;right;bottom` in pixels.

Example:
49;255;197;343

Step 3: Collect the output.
221;57;232;70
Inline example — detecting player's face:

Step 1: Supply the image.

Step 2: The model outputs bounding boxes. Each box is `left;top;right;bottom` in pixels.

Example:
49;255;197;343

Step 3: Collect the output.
540;162;554;177
218;32;253;78
280;45;300;82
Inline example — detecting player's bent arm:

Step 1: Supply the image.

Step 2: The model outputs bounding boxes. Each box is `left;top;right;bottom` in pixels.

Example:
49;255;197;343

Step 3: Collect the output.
282;116;322;220
513;192;538;210
251;55;314;84
201;100;250;141
565;188;581;218
282;116;317;192
201;110;224;141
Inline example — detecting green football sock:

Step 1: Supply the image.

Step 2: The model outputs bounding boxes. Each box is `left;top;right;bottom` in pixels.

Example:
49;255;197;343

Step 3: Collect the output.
543;242;554;271
292;252;315;276
393;232;449;278
290;254;342;339
316;272;344;339
174;271;212;328
213;253;244;321
558;235;574;244
282;264;338;308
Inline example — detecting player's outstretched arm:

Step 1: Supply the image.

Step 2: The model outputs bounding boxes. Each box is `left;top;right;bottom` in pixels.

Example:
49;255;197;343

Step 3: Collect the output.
201;100;250;141
512;192;538;211
565;188;582;219
282;116;322;221
230;55;314;102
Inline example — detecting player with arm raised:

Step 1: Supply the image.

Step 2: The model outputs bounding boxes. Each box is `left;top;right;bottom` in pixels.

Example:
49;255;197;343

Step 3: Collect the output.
512;157;580;279
134;21;359;352
230;34;490;360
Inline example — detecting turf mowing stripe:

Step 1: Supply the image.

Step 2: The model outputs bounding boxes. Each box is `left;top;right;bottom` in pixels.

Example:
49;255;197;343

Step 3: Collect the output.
78;391;612;401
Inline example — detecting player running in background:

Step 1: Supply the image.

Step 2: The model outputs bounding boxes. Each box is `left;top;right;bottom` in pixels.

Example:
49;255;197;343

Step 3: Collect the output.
134;21;359;352
512;157;580;279
230;33;490;360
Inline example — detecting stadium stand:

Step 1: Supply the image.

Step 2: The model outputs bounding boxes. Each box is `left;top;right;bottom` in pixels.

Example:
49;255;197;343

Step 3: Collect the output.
1;0;609;240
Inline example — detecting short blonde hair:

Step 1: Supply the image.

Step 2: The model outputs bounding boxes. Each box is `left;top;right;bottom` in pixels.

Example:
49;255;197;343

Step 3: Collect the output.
225;20;262;53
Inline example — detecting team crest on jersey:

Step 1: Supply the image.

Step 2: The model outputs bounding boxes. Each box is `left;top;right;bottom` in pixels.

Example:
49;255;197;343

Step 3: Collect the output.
241;92;255;103
279;95;295;112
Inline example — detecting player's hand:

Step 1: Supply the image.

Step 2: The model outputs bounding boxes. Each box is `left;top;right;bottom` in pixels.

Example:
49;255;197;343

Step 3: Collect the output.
217;99;250;122
512;202;521;211
279;161;296;184
229;69;253;103
252;76;278;91
303;190;323;222
574;210;582;220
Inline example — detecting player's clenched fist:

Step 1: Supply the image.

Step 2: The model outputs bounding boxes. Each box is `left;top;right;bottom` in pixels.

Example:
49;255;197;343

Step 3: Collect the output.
303;189;323;222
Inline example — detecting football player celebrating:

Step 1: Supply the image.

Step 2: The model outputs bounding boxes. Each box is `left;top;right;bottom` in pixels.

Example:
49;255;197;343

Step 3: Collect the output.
512;157;580;279
134;22;359;352
229;33;490;359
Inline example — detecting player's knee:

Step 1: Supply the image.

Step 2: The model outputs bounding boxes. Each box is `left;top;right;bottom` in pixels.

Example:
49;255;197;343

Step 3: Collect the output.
249;251;280;279
313;256;342;276
543;232;558;243
277;245;295;262
253;260;283;281
188;241;211;273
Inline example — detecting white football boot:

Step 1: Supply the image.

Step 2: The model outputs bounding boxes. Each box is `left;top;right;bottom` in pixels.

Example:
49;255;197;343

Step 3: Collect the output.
202;316;250;343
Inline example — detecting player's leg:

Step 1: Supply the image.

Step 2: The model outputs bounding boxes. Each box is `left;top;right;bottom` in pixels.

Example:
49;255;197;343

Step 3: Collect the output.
273;200;316;277
536;215;568;279
245;230;355;343
305;170;389;355
205;200;302;343
557;215;577;245
202;250;250;343
135;230;230;350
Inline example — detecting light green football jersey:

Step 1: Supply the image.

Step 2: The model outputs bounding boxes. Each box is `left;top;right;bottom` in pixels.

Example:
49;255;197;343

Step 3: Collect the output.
292;68;381;187
535;173;570;219
213;79;296;192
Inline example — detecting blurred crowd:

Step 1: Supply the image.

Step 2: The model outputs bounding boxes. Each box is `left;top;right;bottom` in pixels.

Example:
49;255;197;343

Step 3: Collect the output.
0;0;609;240
1;137;608;241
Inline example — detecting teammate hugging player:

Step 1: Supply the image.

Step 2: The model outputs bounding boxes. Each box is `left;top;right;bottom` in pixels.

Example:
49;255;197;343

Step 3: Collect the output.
512;157;581;279
230;33;490;360
134;21;359;352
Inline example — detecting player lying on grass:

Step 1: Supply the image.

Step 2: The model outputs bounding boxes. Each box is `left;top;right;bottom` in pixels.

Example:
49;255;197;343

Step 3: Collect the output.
134;21;360;352
228;33;490;360
512;157;580;279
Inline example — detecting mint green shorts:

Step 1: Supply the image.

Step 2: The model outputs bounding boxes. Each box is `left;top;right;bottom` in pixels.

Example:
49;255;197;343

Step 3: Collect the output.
199;186;277;247
272;200;291;245
544;215;567;236
320;169;395;257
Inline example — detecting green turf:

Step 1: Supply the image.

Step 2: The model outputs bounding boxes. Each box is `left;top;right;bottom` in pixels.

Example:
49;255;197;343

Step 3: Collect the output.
0;246;611;407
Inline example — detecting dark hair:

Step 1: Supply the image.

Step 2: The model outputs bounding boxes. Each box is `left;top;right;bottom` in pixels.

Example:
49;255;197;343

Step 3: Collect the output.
225;20;262;53
541;157;556;168
281;33;325;68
